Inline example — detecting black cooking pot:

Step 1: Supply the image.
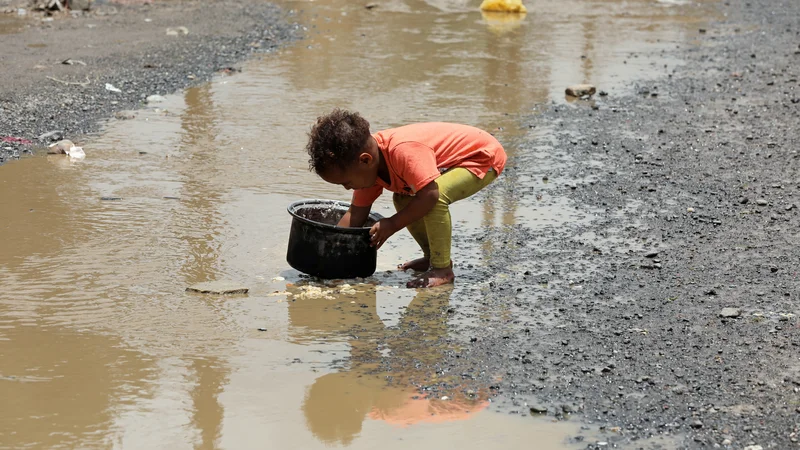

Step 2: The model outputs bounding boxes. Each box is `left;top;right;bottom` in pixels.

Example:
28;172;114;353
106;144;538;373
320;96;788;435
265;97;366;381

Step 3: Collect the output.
286;199;384;279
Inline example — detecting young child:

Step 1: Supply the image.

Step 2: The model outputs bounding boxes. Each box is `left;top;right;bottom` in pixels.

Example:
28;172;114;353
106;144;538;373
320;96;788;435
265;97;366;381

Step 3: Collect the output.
305;109;506;288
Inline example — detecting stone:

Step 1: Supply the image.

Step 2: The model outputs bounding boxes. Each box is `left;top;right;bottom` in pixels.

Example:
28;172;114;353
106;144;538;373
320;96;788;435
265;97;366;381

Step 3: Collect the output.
186;281;249;295
739;197;749;204
365;2;378;8
114;110;136;120
743;446;763;450
722;439;732;446
146;95;167;103
529;404;548;414
720;308;741;318
566;84;597;97
756;199;768;205
691;420;704;429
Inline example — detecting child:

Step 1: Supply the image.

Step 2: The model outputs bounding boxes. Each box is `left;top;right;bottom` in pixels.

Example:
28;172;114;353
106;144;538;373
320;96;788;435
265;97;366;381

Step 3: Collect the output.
305;109;506;288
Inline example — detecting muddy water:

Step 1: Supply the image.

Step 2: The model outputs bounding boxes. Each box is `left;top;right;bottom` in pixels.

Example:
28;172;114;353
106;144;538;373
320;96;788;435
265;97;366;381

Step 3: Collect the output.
1;0;714;448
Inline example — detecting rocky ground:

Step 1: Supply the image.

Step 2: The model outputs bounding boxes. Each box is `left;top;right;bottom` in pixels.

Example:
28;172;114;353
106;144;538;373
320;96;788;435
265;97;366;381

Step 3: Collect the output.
439;0;800;448
0;0;298;163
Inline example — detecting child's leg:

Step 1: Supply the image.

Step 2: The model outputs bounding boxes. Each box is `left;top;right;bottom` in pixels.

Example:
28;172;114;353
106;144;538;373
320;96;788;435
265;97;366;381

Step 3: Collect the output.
424;167;498;271
393;193;431;271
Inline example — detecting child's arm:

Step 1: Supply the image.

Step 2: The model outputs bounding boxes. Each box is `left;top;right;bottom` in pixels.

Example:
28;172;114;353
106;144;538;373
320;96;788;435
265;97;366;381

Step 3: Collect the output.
369;182;439;248
337;205;372;228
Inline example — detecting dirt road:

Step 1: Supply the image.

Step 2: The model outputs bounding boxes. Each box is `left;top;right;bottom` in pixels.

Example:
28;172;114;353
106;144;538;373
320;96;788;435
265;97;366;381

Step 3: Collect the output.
0;0;296;163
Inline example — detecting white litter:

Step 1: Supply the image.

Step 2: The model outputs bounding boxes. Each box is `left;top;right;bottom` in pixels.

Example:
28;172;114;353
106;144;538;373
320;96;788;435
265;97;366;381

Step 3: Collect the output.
65;146;85;159
105;83;122;93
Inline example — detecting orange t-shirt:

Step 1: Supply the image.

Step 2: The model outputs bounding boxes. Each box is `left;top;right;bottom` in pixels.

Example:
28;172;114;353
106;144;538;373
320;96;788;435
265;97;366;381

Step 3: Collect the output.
351;122;507;207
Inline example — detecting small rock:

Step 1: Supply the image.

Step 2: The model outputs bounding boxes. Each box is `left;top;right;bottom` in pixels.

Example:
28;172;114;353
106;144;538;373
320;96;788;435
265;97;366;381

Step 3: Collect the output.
691;420;704;429
566;84;597;97
529;404;548;414
743;446;763;450
739;197;749;204
687;207;695;213
114;110;136;120
105;83;122;93
166;26;189;36
186;281;249;295
645;251;659;258
365;2;378;8
257;327;267;332
756;199;768;206
720;308;741;318
146;95;167;103
722;439;732;446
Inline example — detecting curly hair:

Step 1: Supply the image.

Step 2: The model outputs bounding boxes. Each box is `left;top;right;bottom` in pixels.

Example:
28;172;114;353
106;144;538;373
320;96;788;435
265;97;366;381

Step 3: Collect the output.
306;108;372;174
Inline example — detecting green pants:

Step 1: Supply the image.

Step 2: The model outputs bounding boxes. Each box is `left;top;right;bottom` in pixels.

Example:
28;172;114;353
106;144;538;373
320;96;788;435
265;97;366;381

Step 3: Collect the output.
393;167;498;269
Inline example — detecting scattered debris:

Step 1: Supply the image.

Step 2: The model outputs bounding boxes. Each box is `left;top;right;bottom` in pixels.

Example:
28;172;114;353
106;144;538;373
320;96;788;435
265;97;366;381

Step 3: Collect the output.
104;83;122;93
47;139;74;154
146;94;166;103
479;0;527;13
166;26;189;36
46;75;91;87
1;136;33;145
566;84;597;97
38;130;64;142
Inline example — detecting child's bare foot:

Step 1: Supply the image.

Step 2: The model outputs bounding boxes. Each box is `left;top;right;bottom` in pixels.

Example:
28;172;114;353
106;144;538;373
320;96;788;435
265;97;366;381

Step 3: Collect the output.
398;257;430;272
407;266;455;288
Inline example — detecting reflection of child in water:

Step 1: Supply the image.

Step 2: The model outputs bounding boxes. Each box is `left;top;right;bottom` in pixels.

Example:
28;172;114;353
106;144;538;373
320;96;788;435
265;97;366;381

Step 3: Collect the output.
305;109;506;288
288;283;490;445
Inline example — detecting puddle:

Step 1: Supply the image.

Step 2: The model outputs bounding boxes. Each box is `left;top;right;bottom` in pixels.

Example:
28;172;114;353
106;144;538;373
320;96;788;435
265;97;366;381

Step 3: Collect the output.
0;0;716;447
0;15;27;35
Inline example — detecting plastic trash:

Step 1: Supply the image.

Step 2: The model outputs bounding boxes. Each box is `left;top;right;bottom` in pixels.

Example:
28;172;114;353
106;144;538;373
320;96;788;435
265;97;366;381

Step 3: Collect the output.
479;0;526;13
47;139;74;154
105;83;122;93
65;145;85;159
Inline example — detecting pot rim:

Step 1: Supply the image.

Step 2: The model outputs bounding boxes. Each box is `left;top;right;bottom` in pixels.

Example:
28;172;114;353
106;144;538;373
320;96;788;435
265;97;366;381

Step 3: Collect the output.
287;199;384;234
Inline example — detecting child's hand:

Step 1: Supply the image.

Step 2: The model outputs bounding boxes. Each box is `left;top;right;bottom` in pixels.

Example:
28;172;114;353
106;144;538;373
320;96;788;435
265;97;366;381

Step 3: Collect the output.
369;218;398;249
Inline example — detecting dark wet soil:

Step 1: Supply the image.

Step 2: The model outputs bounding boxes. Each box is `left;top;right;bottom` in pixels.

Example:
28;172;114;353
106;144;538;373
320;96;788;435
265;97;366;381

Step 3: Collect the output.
354;1;800;449
0;0;298;164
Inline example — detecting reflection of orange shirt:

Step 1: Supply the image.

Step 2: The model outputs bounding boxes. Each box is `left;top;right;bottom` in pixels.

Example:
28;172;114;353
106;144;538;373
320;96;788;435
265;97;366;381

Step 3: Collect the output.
368;393;490;427
352;123;507;207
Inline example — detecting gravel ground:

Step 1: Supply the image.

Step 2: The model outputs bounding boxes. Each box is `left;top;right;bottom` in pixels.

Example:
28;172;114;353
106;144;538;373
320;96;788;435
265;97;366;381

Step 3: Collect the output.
462;0;800;448
0;0;298;164
363;1;800;449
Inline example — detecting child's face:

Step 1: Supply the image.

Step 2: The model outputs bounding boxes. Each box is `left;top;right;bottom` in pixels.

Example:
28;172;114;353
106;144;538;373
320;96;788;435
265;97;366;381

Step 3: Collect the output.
319;154;378;191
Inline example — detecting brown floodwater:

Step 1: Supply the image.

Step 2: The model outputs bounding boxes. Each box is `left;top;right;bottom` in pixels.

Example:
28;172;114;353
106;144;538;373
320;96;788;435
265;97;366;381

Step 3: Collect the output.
0;0;714;448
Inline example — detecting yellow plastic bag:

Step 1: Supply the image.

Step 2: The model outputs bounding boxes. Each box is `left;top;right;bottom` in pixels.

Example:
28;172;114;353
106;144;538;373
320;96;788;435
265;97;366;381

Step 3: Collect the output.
479;0;527;13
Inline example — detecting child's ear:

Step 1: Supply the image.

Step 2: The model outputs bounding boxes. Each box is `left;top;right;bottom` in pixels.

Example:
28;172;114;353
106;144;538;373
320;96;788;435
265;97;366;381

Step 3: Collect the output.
358;152;373;165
